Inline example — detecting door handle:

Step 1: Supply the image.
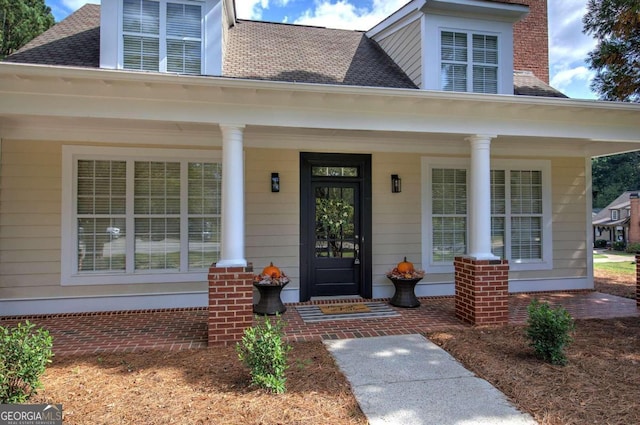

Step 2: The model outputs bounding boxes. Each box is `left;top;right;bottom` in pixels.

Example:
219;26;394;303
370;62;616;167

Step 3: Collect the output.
354;235;360;265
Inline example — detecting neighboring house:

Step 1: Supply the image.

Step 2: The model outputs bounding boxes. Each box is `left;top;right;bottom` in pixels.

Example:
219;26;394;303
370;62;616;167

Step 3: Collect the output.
593;191;640;246
1;0;640;317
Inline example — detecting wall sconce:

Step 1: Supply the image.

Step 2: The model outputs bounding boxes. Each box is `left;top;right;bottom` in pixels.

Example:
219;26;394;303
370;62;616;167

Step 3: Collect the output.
271;172;280;192
391;174;401;193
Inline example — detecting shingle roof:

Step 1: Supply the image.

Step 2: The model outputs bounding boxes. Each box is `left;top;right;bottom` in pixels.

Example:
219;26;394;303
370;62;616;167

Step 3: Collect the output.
592;191;640;225
513;71;567;98
223;20;417;88
4;4;99;68
4;4;567;98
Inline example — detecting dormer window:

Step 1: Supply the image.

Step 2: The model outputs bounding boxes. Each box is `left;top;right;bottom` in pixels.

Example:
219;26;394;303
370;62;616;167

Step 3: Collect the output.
122;0;202;75
441;31;498;94
611;209;619;220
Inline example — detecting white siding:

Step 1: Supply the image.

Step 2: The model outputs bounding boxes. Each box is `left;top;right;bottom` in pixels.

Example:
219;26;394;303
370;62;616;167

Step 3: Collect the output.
377;20;422;87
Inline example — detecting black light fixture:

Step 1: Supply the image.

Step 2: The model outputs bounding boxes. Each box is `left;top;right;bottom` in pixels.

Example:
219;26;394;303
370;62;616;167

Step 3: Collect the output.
391;174;401;193
271;172;280;192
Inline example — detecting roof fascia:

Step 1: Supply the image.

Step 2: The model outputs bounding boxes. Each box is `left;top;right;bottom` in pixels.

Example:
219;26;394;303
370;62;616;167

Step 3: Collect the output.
1;62;640;146
366;0;425;37
422;0;529;22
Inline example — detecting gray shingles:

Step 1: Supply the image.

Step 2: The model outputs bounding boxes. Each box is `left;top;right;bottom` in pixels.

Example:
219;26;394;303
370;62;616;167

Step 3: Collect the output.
3;4;567;98
4;4;100;68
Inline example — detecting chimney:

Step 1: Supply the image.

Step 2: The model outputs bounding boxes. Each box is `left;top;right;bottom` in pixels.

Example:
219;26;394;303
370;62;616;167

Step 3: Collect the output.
629;193;640;244
503;0;550;84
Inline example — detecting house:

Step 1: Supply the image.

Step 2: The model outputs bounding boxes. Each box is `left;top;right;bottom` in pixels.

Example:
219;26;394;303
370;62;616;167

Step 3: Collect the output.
1;0;640;325
593;191;640;247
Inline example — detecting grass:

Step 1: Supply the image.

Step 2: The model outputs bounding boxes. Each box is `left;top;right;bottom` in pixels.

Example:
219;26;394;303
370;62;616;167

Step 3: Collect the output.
594;261;636;275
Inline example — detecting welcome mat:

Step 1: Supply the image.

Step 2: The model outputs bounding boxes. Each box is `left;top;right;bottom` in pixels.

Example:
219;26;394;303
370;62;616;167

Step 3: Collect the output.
297;302;400;323
319;303;370;315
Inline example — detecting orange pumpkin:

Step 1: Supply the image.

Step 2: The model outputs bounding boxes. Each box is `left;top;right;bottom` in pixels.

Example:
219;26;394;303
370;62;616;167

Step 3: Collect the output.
262;262;281;278
396;257;414;274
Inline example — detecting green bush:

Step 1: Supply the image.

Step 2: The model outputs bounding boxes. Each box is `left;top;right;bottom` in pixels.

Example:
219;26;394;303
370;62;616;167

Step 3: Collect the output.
594;239;608;248
0;321;54;403
525;300;574;366
625;242;640;254
612;241;626;251
236;315;291;394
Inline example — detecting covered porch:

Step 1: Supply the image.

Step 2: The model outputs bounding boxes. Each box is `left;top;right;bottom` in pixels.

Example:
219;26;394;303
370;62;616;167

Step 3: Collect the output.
1;290;637;356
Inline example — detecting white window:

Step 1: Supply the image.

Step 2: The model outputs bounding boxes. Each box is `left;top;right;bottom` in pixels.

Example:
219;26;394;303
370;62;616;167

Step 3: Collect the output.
62;147;221;285
422;158;552;273
441;31;498;94
122;0;202;74
611;209;619;220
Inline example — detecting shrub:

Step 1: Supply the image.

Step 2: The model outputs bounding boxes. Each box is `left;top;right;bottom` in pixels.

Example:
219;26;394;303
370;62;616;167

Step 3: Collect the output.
612;241;626;251
236;315;291;393
625;242;640;254
0;321;54;403
525;300;574;366
594;239;608;249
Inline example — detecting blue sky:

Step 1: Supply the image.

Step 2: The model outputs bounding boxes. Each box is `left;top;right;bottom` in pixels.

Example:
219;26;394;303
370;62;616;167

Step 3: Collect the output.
45;0;598;100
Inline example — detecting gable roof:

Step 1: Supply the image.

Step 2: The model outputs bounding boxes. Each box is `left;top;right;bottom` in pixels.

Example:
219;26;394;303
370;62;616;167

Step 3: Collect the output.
592;191;639;225
4;3;565;97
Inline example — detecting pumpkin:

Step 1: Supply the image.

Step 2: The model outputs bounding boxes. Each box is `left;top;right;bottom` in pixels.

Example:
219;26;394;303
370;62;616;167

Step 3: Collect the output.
262;262;281;278
396;257;414;274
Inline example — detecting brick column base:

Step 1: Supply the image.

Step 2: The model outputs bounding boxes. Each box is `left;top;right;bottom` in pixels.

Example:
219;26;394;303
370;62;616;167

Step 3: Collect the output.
636;254;640;308
208;265;254;346
454;256;509;325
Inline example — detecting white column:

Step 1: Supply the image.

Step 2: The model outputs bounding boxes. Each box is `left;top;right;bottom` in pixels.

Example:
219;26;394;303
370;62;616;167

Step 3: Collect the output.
467;134;499;260
216;124;247;267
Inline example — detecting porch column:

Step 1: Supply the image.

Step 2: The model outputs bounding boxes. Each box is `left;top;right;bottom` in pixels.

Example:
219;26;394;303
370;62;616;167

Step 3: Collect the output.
216;124;247;267
467;134;498;260
454;134;509;326
208;124;252;346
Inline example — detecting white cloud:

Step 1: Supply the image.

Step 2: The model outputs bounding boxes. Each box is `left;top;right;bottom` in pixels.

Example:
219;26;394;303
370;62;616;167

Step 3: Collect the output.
547;0;597;98
62;0;100;9
236;0;292;20
293;0;408;31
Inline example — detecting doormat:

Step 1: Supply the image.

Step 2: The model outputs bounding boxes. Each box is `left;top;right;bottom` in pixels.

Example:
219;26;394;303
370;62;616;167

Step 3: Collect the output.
297;302;400;323
319;303;370;315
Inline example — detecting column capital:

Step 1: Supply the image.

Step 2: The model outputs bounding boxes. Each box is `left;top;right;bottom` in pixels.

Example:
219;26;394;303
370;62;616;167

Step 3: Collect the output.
219;123;246;133
465;134;497;144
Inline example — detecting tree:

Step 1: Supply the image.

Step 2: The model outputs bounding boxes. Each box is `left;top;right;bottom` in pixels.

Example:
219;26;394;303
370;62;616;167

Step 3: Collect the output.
592;151;640;208
0;0;54;59
583;0;640;102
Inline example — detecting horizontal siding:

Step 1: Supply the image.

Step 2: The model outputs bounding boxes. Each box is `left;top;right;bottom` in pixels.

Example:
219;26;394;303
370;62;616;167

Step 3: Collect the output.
377;20;422;87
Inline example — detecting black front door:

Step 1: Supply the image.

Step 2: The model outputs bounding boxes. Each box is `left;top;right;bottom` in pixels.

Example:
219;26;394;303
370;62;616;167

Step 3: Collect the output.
300;153;372;301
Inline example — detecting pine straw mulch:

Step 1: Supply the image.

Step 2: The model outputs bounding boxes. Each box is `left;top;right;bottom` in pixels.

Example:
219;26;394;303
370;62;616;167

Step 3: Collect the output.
32;341;367;425
30;270;638;425
594;267;636;299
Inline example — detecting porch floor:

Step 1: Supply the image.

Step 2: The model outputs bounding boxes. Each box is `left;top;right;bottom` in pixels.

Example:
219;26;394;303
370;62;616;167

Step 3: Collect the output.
1;291;637;356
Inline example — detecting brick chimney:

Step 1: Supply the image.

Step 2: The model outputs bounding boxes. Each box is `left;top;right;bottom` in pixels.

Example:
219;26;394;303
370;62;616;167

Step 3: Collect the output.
629;193;640;244
502;0;550;84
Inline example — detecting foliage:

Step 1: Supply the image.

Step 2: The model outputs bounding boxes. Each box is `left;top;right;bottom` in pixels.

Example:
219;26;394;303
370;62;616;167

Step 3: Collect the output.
0;321;54;403
612;240;626;251
583;0;640;102
592;152;640;209
0;0;55;59
625;242;640;253
594;239;608;248
236;315;291;393
526;300;575;366
315;194;355;257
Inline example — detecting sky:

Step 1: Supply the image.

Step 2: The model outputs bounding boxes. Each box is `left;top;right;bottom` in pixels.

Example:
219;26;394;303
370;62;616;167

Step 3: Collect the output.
45;0;599;100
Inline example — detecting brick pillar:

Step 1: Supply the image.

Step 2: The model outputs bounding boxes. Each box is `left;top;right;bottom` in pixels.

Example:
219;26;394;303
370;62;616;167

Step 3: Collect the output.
454;256;509;325
208;265;254;346
636;254;640;308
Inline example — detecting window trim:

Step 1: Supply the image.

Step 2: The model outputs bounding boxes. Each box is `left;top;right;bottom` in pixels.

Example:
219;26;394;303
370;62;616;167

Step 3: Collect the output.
118;0;204;74
61;146;221;286
439;28;500;94
611;209;619;220
421;157;552;274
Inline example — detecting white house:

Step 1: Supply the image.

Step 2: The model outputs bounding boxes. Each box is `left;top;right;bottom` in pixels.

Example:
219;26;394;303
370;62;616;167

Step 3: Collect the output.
1;0;640;318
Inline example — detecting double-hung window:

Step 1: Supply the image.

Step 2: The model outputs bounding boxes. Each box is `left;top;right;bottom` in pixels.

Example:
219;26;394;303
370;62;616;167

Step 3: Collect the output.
441;31;498;94
423;159;551;272
122;0;202;74
62;147;221;285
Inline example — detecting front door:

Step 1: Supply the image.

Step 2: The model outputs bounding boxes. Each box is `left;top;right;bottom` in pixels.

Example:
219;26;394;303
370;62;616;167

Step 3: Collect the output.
300;153;372;301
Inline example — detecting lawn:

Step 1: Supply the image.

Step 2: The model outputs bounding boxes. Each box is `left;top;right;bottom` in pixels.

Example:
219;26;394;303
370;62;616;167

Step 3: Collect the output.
27;266;639;425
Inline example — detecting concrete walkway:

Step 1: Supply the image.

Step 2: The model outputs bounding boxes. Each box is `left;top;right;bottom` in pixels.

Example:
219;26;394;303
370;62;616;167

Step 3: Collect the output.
325;334;537;425
593;249;637;263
